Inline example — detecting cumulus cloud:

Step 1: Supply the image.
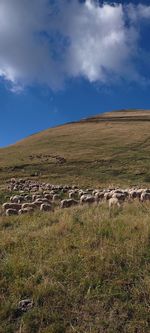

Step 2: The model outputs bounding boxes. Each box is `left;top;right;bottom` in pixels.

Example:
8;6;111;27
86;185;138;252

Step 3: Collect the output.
0;0;149;91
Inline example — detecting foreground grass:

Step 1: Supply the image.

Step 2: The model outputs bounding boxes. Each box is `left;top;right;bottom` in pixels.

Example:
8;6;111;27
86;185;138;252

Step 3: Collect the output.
1;202;150;332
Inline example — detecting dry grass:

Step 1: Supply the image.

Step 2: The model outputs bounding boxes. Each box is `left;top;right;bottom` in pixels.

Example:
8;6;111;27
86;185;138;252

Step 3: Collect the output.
1;201;150;332
0;110;150;187
1;110;150;332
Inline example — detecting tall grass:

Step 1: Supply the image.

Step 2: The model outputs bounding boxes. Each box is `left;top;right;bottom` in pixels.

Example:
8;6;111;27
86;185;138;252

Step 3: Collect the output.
1;202;150;332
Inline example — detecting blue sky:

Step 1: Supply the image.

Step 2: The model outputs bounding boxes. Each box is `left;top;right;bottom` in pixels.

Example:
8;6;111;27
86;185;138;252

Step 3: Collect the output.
0;0;150;147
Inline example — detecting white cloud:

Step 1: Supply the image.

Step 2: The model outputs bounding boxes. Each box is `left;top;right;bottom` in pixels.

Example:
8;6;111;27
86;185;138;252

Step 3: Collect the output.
61;1;138;83
127;3;150;22
0;0;149;91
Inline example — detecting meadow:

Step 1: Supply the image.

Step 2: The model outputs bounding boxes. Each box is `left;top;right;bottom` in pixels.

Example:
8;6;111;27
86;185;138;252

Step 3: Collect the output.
1;202;150;333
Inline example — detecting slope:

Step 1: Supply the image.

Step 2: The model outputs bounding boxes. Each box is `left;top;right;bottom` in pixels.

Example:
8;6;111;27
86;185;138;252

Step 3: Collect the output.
1;109;150;187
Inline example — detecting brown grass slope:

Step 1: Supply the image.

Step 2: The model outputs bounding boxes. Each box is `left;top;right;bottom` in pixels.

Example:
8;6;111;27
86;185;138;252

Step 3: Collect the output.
1;109;150;186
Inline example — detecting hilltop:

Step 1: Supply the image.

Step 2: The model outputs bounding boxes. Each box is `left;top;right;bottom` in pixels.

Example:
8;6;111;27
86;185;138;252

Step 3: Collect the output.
0;109;150;187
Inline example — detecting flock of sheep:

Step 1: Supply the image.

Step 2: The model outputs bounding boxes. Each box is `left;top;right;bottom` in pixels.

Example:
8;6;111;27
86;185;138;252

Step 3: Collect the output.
1;178;150;216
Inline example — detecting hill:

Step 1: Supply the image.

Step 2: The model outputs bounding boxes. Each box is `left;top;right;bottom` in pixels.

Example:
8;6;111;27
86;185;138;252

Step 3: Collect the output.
0;109;150;187
1;109;150;333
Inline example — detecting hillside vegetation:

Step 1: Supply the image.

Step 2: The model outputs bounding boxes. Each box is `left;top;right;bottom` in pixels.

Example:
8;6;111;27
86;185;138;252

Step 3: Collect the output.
1;202;150;333
1;109;150;333
1;109;150;187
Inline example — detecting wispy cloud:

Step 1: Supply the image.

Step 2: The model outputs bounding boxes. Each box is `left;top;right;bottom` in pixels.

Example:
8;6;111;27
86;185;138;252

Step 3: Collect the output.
0;0;150;91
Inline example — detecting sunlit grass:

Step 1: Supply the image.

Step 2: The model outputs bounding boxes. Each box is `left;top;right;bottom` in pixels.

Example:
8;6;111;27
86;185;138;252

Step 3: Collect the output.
0;110;150;187
1;202;150;332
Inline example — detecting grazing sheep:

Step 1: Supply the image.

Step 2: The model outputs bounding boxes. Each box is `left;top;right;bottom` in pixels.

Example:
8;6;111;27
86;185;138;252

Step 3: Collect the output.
4;178;150;217
30;187;38;192
52;194;60;201
32;194;42;201
44;194;53;200
40;203;52;212
80;195;96;205
112;193;126;202
104;192;112;201
6;208;18;216
33;198;51;207
68;191;75;199
108;198;121;209
141;192;150;202
10;195;24;203
10;178;16;183
2;203;22;211
24;194;32;201
19;207;34;214
94;191;105;202
22;203;37;209
129;190;139;201
60;199;78;209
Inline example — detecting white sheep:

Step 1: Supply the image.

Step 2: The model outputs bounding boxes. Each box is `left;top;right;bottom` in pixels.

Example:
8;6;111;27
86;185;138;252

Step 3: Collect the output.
108;198;121;209
60;199;78;209
40;203;52;212
6;208;18;216
2;203;22;211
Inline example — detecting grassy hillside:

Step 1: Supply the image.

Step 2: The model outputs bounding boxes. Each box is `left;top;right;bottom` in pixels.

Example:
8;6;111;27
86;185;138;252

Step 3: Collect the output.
1;109;150;187
1;202;150;333
1;109;150;332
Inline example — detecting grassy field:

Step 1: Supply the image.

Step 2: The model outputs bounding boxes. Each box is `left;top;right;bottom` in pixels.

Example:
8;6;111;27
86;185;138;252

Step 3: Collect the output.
1;109;150;333
1;109;150;187
1;202;150;333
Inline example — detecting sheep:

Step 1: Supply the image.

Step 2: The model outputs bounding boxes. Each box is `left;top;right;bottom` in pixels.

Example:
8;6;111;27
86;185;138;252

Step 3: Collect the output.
2;203;22;211
24;194;32;201
10;178;16;183
108;198;121;209
94;191;105;202
6;208;18;216
40;203;52;212
22;203;37;209
19;207;34;214
43;190;50;195
44;194;53;200
35;198;51;205
60;199;78;209
129;190;139;201
52;194;60;201
141;192;150;202
32;194;42;201
78;190;88;198
68;191;75;199
30;187;39;192
112;193;126;202
10;195;24;203
5;178;150;216
104;192;112;201
80;195;96;205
